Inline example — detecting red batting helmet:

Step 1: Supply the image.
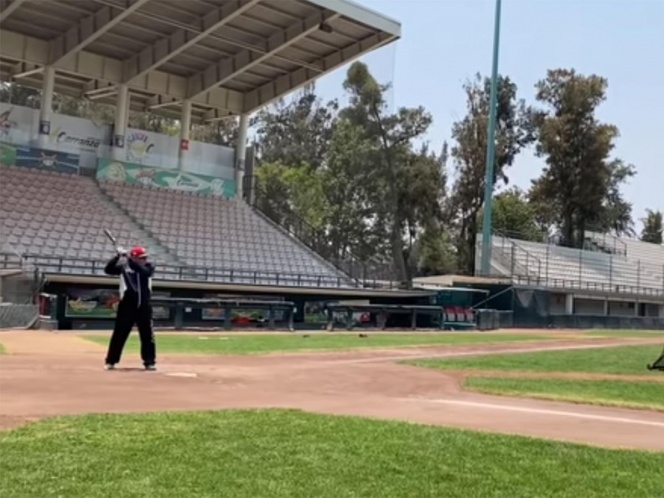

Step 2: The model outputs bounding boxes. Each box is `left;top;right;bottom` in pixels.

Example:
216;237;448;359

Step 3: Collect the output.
130;246;148;259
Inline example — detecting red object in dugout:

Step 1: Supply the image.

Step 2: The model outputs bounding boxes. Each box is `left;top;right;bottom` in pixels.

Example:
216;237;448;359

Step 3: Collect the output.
180;139;189;151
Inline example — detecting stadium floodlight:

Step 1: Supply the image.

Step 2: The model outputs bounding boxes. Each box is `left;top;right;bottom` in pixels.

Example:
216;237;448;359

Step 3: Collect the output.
480;0;503;276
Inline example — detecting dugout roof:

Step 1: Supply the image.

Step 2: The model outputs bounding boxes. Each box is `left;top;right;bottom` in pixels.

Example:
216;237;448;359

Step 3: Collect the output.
0;0;400;122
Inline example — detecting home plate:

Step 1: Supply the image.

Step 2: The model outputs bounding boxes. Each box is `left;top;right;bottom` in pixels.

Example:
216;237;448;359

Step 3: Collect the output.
165;372;198;378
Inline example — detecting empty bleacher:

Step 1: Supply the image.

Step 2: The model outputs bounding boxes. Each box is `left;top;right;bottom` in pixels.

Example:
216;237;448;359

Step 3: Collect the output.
99;181;353;286
0;165;174;272
487;234;664;295
0;165;355;287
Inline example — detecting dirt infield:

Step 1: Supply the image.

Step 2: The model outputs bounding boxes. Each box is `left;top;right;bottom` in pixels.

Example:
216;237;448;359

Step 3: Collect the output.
1;330;663;451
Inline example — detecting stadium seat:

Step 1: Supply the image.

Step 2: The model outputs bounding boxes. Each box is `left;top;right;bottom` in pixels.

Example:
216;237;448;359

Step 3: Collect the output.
0;165;173;274
98;181;353;287
487;234;664;293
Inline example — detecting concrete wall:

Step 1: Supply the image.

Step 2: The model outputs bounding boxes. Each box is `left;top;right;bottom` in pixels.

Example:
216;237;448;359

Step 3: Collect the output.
574;298;605;315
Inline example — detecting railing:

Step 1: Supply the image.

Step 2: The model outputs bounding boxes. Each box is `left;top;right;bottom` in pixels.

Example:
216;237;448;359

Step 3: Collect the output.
584;231;628;257
489;232;543;281
0;252;406;290
511;274;664;298
488;234;664;298
243;177;401;287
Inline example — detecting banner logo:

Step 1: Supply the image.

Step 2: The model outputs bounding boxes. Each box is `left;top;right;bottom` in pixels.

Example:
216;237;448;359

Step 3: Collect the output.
126;131;155;163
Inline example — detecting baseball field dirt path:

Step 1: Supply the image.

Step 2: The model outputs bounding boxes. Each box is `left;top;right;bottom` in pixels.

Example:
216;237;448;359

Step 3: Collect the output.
1;331;663;450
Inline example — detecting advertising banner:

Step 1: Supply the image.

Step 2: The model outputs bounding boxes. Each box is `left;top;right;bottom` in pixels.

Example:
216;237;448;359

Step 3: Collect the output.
97;158;236;197
201;294;286;323
1;142;80;173
65;288;170;319
0;103;236;176
0;142;17;165
16;145;80;173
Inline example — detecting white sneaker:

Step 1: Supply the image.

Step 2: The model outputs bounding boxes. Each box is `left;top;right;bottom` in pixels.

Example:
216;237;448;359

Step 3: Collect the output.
144;364;156;371
104;363;116;370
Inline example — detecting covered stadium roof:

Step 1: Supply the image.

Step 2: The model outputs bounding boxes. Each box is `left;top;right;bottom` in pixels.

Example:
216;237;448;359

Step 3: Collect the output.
0;0;400;122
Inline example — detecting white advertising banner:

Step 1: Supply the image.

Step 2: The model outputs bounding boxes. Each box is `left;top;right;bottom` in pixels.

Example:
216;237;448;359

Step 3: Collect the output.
0;103;235;178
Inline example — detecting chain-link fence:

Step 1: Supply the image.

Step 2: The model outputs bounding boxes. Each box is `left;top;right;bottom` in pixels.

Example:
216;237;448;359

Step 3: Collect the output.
0;261;45;328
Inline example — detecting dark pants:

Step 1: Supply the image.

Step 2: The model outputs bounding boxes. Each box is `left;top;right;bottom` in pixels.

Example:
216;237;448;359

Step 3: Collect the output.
105;296;156;366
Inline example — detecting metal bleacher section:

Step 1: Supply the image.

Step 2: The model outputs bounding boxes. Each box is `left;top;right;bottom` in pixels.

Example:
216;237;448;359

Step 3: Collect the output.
99;180;351;284
0;165;355;288
479;232;664;298
0;164;172;261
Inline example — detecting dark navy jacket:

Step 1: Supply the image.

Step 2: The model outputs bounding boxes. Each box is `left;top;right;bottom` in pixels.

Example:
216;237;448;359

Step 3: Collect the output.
104;255;155;308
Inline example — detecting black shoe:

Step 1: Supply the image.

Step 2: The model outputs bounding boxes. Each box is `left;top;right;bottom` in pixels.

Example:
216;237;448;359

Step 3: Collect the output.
144;364;157;371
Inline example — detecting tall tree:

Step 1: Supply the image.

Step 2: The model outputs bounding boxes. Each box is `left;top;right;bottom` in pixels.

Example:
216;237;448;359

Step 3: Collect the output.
449;73;534;273
411;228;458;276
323;119;377;260
255;161;328;231
485;187;542;242
641;209;663;244
252;84;338;169
340;61;443;283
594;159;636;237
530;68;635;248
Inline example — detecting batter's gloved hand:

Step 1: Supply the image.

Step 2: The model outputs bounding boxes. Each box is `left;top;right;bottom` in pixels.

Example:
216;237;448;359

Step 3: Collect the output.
116;246;127;255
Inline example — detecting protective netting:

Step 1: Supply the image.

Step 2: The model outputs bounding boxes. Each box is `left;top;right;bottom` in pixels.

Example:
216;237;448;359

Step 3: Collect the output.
513;289;549;322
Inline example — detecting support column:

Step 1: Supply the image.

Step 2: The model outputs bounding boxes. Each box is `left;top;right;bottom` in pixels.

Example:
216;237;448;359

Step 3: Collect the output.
112;84;129;161
565;293;574;314
603;299;609;316
235;113;249;199
38;66;55;149
178;99;192;171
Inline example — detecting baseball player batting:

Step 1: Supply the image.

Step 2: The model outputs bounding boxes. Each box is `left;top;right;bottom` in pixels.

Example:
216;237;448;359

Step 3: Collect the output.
103;245;157;371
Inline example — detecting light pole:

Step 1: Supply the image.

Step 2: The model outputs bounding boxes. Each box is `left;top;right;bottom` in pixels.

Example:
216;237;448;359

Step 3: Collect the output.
480;0;503;276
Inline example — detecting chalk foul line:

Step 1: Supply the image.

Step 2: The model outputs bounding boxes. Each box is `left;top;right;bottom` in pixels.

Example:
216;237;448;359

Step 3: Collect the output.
400;397;664;428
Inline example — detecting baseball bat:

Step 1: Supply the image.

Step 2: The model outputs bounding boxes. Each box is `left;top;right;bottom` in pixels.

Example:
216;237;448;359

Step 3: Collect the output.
103;229;117;246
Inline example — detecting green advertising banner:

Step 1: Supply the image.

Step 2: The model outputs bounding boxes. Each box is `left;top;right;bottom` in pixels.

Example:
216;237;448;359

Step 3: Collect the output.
201;294;286;322
65;288;170;319
97;158;236;197
0;142;17;165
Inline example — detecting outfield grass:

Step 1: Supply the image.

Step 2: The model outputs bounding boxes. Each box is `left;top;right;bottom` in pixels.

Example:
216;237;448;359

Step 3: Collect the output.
83;332;558;355
409;344;663;376
465;377;664;411
1;410;663;498
583;330;664;338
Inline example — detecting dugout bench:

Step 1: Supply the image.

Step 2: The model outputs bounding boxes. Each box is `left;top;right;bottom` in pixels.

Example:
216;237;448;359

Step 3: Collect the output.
150;297;295;331
323;303;450;331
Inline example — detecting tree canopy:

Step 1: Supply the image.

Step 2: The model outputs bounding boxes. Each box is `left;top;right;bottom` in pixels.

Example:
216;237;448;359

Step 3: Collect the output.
641;210;663;245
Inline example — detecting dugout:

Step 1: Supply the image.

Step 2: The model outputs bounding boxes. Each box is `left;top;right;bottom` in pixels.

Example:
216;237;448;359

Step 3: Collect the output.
36;269;513;331
41;276;437;331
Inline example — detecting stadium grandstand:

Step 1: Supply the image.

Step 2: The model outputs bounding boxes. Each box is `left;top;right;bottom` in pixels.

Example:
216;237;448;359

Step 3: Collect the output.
0;0;424;328
1;0;662;331
477;231;664;325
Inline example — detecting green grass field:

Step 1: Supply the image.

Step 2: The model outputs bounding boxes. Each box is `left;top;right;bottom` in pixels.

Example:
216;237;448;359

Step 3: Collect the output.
465;377;664;411
83;332;559;355
1;409;662;498
409;344;663;375
584;330;664;338
410;344;664;410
